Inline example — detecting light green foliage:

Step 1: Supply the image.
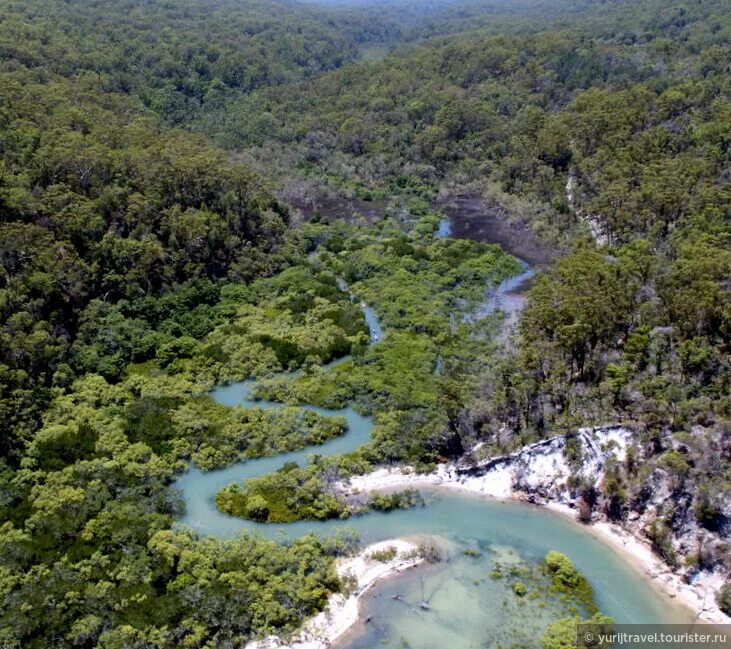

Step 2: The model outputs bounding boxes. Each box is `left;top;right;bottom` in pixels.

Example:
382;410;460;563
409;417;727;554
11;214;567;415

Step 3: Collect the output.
216;462;347;523
216;458;424;523
659;450;691;476
182;401;348;470
541;613;614;649
214;226;520;524
646;519;679;568
485;550;609;642
368;546;398;562
186;265;368;385
1;408;345;647
544;551;597;614
254;223;520;466
541;616;579;649
369;489;424;512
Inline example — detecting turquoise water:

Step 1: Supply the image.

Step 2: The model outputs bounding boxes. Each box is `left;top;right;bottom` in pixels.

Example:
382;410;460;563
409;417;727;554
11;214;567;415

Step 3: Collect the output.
172;230;687;648
174;384;374;538
342;492;688;648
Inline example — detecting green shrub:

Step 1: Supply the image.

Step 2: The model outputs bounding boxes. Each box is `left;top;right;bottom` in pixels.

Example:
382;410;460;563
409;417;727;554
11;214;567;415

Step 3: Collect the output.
216;463;348;523
646;520;678;568
716;583;731;616
369;546;398;562
369;489;424;512
544;551;597;613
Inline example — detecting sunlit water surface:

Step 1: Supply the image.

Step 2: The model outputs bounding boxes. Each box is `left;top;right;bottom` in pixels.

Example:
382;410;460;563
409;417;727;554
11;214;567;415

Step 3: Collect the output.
173;220;688;648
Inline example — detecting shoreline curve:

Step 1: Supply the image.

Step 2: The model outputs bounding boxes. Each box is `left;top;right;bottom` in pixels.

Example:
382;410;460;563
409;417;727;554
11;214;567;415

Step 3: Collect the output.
344;466;730;626
245;538;424;649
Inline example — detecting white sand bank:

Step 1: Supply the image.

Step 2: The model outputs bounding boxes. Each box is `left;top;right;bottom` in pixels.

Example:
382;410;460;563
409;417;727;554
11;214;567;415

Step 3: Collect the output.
246;538;423;649
346;465;730;625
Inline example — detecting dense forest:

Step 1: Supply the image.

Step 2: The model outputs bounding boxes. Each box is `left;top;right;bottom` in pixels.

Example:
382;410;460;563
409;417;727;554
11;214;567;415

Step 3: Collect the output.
231;0;731;551
0;0;729;646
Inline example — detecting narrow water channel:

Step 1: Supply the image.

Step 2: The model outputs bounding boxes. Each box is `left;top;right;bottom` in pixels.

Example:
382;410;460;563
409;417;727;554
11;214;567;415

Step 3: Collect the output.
172;210;688;648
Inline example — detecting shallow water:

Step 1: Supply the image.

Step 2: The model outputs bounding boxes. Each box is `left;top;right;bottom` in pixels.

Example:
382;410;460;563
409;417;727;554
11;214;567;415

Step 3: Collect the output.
466;258;535;330
437;195;557;266
438;217;534;328
340;491;690;648
174;381;374;538
173;220;688;647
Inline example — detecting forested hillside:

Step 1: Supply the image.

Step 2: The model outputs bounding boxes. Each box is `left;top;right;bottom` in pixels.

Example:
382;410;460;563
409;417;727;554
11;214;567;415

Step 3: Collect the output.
0;0;400;127
0;69;306;463
0;0;628;143
0;2;359;640
229;0;730;437
232;0;728;207
231;0;731;597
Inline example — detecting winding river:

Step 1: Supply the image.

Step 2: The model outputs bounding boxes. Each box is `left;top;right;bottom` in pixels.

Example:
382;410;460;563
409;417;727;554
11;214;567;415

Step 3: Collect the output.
173;214;687;648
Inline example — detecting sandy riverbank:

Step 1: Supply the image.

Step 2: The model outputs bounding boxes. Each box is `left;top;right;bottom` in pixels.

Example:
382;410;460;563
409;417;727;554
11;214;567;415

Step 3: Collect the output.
345;465;730;625
581;514;728;625
246;538;424;649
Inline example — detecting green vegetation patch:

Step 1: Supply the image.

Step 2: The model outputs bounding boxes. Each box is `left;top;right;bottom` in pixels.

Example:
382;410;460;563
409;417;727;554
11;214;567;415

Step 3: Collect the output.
216;461;348;523
544;551;598;615
369;489;424;512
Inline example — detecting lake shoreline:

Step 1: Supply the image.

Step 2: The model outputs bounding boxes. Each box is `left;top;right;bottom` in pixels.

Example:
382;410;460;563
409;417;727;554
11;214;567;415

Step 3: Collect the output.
344;465;730;626
436;193;558;267
245;538;424;649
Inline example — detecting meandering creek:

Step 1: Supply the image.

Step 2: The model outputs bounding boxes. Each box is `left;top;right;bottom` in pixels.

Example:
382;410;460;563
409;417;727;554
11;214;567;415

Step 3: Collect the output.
174;209;687;648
